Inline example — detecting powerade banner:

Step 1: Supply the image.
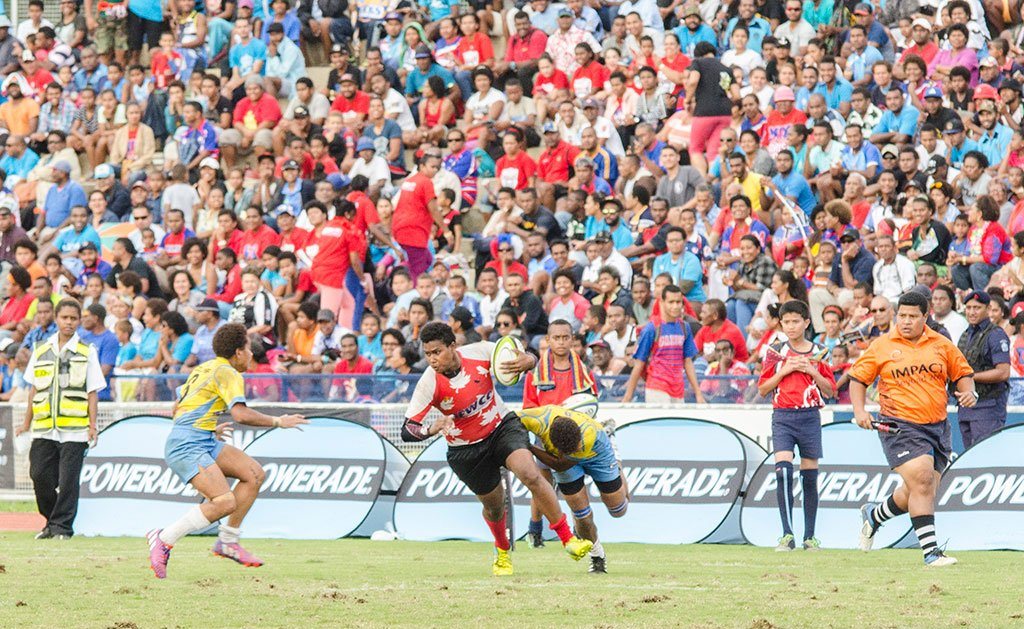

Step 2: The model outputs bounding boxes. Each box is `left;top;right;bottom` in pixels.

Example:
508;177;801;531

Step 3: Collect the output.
393;435;533;543
937;424;1024;551
741;422;911;549
241;417;389;539
393;418;757;544
77;415;200;537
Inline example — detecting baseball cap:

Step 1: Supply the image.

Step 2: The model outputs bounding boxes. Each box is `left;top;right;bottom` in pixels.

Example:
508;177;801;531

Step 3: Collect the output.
326;172;351;190
51;160;72;174
93;163;114;179
340;73;357;84
541;121;558;133
978;100;997;113
973;83;999;101
132;179;151;192
79;241;98;252
282;159;300;171
1012;302;1024;322
356;137;375;152
980;56;998;68
196;298;221;313
773;86;795;102
20;49;34;63
881;144;898;158
775;37;791;50
839;228;861;243
926;154;947;174
0;199;13;215
384;11;402;21
944;118;965;134
592;232;612;243
316;308;336;322
274;203;298;217
963;290;991;305
912;17;931;29
582;98;599;109
681;4;701;19
557;7;573;17
293;105;309;118
414;45;432;60
903;179;923;192
909;284;932;300
237;0;254;8
853;2;872;15
199;156;220;170
330;43;345;55
0;16;12;29
588;339;611;350
923;85;944;100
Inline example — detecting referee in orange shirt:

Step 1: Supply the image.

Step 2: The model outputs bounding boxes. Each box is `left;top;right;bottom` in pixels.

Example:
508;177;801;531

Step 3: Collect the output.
848;292;977;567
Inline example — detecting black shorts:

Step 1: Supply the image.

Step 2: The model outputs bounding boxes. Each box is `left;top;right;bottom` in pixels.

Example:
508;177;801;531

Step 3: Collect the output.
127;12;165;51
877;415;951;472
446;414;530;496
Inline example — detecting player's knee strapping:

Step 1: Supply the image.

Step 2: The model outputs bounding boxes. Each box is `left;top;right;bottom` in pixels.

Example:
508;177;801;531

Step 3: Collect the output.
558;477;586;495
607;499;628;518
572;505;593;520
210;491;236;514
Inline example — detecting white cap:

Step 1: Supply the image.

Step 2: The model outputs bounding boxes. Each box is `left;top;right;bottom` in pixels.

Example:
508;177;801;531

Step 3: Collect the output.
199;156;220;170
0;16;12;29
912;17;931;30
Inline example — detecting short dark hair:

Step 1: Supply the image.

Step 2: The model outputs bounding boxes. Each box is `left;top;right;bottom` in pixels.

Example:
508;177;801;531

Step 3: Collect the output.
661;283;683;299
778;300;810;320
298;301;319;321
409;297;434;319
55;298;81;317
8;266;30;291
420;321;456;346
161;311;189;337
550;416;583;455
213;322;250;359
898;291;930;315
87;303;106;320
706;298;727;321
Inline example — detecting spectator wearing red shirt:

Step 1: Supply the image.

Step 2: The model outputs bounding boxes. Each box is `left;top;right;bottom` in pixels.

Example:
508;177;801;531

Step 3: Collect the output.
210;210;246;260
694;298;750;362
17;52;55;102
571;46;610;100
536;122;580;209
209;247;243;304
275;209;309;254
485;238;529;285
453;13;495;98
311;200;366;327
899;19;939;66
0;266;33;332
221;76;283;168
391;154;444;280
329;73;371;120
156;208;197;268
760;86;807;157
239;206;282;262
496;12;548;92
490;132;537;198
330;332;375;398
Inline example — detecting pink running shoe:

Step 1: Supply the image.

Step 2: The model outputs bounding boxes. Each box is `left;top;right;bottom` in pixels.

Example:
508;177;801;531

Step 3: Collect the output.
212;540;264;567
147;529;171;579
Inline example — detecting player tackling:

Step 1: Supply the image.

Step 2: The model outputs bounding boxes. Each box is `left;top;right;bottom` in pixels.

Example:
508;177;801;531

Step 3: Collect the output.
848;292;976;567
401;322;593;575
147;324;308;578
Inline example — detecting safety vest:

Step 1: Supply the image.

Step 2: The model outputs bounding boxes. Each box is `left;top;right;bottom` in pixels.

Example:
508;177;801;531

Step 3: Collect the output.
31;339;91;433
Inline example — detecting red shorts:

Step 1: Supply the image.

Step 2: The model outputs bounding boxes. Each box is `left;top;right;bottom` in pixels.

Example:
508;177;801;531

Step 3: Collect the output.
689;115;733;158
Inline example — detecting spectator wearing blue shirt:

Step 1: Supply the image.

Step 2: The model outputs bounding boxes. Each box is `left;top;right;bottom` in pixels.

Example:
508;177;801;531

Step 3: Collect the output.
224;18;268;100
945;118;979;170
839;124;880;182
40;161;87;234
22;300;57;350
828;229;876;294
72;48;108;93
769;149;816;216
438;275;482;325
158;311;194;374
673;5;717;56
261;0;303;47
0;135;39;181
652;226;706;303
723;0;772;53
405;48;456;100
79;303;120;402
844;24;883;86
846;3;893;61
870;89;919;146
53;206;102;260
185;299;224;369
813;57;853;116
975;101;1012;168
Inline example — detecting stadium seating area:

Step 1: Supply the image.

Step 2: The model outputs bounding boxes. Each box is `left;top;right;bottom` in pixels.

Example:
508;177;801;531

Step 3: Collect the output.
0;0;1022;404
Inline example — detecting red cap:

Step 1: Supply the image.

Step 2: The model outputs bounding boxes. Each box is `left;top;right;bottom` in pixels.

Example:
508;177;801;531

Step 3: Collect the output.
1012;302;1024;319
973;83;1000;102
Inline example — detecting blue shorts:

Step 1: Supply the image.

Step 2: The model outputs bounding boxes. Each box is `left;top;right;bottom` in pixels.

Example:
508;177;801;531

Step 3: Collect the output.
771;408;823;460
165;425;225;484
553;432;621;485
877;415;951;472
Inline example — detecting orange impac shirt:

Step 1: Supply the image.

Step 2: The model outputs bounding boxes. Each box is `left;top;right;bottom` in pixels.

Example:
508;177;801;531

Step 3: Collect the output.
848;325;974;424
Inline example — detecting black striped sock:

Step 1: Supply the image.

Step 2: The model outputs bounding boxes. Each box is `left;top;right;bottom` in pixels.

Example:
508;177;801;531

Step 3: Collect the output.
870;495;906;530
912;515;938;556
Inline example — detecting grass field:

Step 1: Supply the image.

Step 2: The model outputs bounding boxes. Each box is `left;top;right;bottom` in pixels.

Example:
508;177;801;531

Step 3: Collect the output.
0;533;1022;628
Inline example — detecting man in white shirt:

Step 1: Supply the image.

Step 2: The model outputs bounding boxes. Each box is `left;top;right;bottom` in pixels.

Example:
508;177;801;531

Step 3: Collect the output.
773;0;816;55
602;303;637;358
872;234;916;303
587;232;633;289
580;99;625;157
475;267;508;338
931;284;968;345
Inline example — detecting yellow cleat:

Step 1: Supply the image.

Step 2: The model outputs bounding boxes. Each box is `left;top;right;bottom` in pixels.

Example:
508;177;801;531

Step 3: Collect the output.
492;548;513;576
563;536;593;561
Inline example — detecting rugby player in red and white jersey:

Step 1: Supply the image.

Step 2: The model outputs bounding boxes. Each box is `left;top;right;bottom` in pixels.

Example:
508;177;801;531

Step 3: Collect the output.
402;322;593;576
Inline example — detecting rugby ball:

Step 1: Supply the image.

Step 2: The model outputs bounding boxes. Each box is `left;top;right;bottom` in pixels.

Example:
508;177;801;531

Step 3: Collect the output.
562;393;599;418
491;336;525;386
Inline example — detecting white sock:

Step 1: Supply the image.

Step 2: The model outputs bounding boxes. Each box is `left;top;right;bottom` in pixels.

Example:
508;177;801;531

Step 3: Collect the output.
159;506;210;546
218;524;241;544
589;540;605;559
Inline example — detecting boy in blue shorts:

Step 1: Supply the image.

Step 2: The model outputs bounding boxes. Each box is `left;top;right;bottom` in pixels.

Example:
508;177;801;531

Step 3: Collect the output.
756;301;835;551
147;323;308;579
519;405;628;574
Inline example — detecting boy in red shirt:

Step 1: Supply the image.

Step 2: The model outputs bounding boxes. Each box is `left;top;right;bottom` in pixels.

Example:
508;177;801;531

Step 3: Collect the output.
150;31;184;90
756;300;835;552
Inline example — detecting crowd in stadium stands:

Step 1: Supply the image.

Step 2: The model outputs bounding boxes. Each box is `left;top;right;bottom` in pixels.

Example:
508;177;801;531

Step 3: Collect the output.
0;0;1024;404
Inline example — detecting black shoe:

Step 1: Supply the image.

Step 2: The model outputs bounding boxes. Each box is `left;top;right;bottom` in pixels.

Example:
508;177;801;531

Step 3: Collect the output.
34;528;52;540
528;531;545;548
588;556;607;574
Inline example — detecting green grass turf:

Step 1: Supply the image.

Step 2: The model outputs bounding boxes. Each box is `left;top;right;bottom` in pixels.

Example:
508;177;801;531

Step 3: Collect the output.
0;534;1021;628
0;500;37;513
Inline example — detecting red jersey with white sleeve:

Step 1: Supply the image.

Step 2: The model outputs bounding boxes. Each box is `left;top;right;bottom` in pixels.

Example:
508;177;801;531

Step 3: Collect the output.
758;341;835;409
405;342;511;446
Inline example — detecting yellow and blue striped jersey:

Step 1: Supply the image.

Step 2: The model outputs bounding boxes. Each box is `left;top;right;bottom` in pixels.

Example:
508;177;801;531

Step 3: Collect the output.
172;358;246;431
518;405;605;461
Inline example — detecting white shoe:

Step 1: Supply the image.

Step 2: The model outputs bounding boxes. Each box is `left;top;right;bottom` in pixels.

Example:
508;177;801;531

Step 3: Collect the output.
858;504;877;552
924;550;958;567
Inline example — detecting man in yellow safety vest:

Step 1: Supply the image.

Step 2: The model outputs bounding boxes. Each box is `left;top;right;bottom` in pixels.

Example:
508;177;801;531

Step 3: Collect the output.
16;299;105;540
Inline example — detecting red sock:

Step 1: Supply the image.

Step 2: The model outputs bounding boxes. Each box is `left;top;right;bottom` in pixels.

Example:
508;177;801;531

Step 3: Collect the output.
549;514;573;544
484;514;511;551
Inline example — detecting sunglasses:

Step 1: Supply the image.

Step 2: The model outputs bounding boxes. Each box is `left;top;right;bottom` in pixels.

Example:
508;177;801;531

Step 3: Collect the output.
497;321;514;328
601;208;619;215
870;308;889;313
498;247;513;253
